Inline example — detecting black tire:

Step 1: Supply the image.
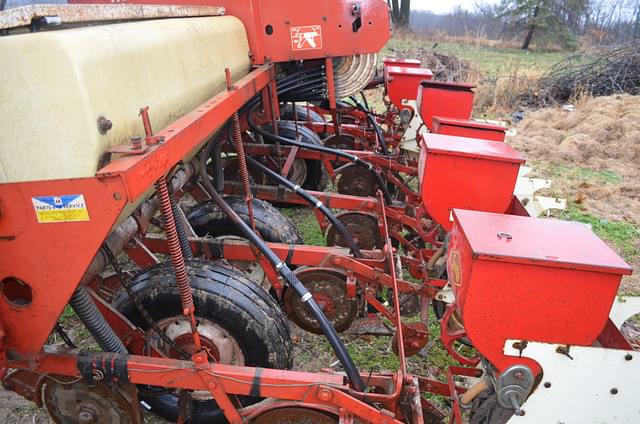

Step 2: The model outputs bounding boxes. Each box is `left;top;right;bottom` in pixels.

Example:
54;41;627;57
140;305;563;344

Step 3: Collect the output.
112;260;293;424
280;104;328;137
263;120;327;191
186;196;304;245
469;387;514;424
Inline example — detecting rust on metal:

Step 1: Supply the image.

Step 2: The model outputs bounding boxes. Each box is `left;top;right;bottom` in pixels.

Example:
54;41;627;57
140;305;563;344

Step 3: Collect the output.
0;4;226;30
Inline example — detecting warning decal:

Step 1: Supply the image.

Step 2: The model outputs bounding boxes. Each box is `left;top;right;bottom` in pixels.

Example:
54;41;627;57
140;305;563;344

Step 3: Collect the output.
290;25;323;51
32;194;90;223
448;249;462;287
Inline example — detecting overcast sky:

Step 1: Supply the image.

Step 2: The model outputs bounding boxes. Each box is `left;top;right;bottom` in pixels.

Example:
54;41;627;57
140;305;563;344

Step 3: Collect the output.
411;0;499;14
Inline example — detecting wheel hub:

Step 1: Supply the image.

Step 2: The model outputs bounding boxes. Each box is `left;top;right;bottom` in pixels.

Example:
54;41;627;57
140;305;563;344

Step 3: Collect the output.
44;379;140;424
326;212;383;250
155;316;245;401
283;268;358;334
156;317;245;365
213;236;269;290
336;163;377;197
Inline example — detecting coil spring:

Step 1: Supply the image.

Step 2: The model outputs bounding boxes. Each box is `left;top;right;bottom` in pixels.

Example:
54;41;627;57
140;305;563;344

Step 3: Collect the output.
155;176;194;314
231;113;251;197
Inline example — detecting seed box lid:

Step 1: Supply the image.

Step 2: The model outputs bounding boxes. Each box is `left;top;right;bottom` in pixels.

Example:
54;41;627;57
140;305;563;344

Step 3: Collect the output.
424;134;524;164
386;65;434;78
419;80;476;91
433;116;507;132
452;209;633;275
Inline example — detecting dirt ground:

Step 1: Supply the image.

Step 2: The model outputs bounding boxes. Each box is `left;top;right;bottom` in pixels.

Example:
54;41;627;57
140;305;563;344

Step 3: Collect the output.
512;95;640;223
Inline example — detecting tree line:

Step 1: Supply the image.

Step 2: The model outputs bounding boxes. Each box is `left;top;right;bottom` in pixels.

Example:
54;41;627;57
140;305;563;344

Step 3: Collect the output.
408;0;640;49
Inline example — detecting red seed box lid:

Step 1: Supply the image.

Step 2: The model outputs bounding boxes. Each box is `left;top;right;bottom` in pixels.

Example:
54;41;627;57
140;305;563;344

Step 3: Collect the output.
433;116;507;132
452;209;633;275
386;65;434;77
424;134;524;164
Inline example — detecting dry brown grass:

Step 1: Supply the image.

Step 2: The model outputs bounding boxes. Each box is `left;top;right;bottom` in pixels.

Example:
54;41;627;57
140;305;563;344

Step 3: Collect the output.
512;94;640;225
474;65;543;117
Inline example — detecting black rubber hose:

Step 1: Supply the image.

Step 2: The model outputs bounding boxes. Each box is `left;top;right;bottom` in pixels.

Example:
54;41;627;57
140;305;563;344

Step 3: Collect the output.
170;195;194;260
211;140;225;192
198;143;366;392
349;96;390;156
246;156;366;259
360;91;370;111
69;286;128;353
247;110;393;205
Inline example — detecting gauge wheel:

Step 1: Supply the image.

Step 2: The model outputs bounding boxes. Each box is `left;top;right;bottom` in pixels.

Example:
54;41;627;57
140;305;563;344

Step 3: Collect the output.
262;120;328;191
112;261;293;424
280;103;328;137
186;196;304;245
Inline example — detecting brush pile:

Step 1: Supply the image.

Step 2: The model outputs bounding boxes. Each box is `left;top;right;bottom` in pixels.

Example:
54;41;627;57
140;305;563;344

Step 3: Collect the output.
387;46;473;82
529;42;640;105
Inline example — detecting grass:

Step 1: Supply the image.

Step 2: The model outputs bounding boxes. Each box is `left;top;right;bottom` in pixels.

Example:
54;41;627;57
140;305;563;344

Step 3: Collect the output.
280;207;326;245
542;163;623;184
556;203;640;261
382;32;568;78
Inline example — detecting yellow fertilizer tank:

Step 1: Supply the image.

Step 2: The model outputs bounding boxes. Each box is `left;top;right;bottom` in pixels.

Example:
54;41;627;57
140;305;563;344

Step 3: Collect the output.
0;16;250;183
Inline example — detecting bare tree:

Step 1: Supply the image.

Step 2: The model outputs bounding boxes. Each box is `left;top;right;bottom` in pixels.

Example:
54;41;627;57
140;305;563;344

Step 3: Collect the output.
389;0;411;27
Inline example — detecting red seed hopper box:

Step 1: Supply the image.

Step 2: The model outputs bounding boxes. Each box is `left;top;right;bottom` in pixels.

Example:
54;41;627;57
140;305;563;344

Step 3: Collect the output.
447;209;632;373
419;134;525;231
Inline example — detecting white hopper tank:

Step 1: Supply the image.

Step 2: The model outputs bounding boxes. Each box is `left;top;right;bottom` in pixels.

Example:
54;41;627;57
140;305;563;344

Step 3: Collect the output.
0;16;250;183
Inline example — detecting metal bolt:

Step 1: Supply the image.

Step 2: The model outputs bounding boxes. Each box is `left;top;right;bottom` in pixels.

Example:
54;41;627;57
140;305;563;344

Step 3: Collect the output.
97;116;112;134
625;353;633;361
508;392;525;416
544;382;552;388
113;192;122;201
610;388;618;395
131;136;143;150
318;388;333;401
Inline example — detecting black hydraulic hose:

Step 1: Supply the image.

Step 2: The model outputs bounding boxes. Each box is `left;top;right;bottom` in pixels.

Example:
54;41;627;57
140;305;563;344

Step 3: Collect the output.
170;195;194;260
245;156;366;259
350;96;390;156
70;286;128;353
247;110;394;205
360;91;370;111
367;113;390;156
198;143;366;392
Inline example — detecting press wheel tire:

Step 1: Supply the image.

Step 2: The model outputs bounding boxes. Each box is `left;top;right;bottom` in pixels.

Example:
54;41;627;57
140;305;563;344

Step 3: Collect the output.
279;104;328;137
469;387;514;424
113;261;293;424
186;196;304;245
263;120;327;191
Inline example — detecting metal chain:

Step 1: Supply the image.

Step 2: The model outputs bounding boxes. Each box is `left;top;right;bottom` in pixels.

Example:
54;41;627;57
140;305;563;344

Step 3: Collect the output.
102;245;191;359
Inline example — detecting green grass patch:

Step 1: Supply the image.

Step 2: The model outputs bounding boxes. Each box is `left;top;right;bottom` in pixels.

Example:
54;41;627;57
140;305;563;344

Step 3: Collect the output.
280;207;326;246
544;164;622;184
557;203;640;260
382;35;568;77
